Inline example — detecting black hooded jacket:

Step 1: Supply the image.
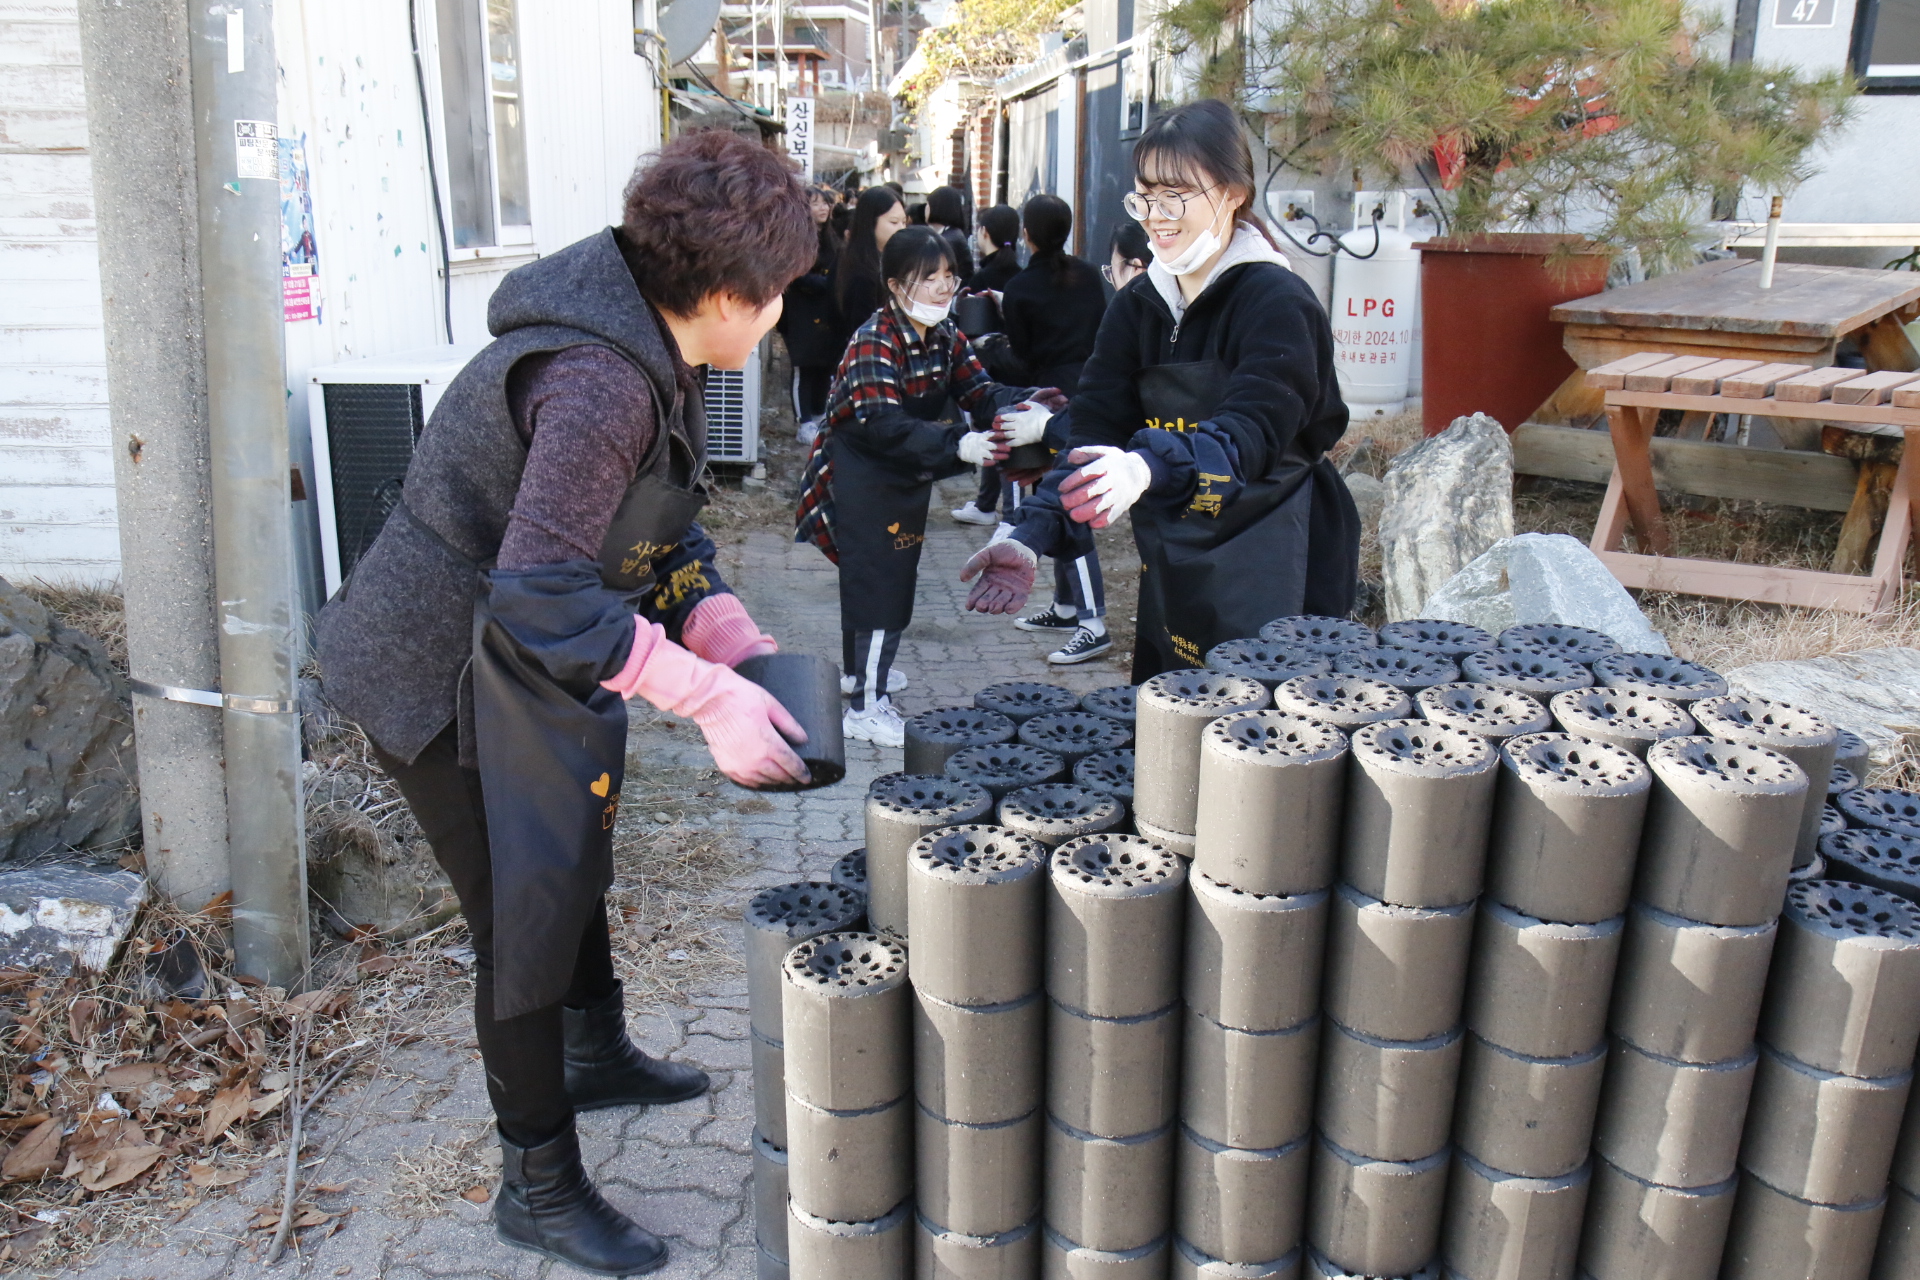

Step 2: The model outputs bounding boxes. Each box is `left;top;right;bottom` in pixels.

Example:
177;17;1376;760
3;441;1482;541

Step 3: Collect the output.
1010;252;1358;618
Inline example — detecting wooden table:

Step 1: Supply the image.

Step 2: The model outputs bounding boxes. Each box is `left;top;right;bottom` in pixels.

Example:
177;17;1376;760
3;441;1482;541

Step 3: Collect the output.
1591;362;1920;613
1534;259;1920;426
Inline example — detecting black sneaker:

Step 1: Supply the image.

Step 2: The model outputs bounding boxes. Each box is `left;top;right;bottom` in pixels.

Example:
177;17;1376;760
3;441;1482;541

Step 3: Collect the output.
1016;609;1080;633
1049;627;1113;665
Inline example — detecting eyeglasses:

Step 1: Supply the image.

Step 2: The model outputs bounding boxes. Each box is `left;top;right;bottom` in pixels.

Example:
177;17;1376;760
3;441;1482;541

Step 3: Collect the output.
1100;264;1144;285
904;276;960;301
1123;185;1218;222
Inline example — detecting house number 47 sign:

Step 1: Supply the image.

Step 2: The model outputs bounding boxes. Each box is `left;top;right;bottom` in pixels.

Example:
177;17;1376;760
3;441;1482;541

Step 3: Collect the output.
1773;0;1835;27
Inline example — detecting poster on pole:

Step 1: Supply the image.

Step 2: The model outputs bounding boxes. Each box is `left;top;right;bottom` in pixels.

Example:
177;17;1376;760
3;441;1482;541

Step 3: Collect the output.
280;133;321;323
786;94;815;181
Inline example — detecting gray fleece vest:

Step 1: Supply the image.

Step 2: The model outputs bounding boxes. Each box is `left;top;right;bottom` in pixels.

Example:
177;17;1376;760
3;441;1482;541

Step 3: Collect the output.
314;228;694;764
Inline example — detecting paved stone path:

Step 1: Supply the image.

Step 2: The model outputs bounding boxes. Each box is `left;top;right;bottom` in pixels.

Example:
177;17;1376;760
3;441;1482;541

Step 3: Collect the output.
54;473;1133;1280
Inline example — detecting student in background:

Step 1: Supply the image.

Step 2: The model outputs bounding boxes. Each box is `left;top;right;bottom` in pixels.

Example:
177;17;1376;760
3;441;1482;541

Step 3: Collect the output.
834;186;910;338
967;204;1023;293
950;203;1026;528
928;184;975;278
780;183;846;442
796;227;1061;745
1106;219;1151;291
997;194;1115;664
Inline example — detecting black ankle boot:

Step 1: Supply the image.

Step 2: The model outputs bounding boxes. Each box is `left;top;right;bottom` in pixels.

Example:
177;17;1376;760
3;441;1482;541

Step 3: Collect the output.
494;1123;667;1276
563;982;710;1111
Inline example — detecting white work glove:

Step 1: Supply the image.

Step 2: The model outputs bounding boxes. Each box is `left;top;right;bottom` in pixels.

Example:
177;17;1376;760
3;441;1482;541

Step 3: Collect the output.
994;402;1054;448
957;431;1006;467
1059;446;1153;529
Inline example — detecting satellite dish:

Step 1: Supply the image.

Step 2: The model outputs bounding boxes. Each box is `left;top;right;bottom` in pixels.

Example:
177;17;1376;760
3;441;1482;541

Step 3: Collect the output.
658;0;725;67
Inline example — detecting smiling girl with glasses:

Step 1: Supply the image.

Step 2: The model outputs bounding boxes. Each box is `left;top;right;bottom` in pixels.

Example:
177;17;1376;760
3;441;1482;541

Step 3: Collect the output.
961;98;1361;677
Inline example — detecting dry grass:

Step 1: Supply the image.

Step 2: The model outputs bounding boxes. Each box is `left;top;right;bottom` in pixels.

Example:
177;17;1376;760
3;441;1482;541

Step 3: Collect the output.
604;741;749;1006
17;582;127;678
386;1125;496;1217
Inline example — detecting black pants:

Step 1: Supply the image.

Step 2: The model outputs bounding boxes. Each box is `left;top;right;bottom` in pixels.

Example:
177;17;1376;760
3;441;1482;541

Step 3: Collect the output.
793;366;833;420
974;464;1001;511
1053;548;1107;619
373;724;617;1147
842;627;904;711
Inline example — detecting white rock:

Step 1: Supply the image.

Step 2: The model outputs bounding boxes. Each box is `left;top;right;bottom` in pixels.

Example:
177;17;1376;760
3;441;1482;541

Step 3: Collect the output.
1422;533;1672;655
0;866;146;973
1380;414;1514;621
1727;646;1920;768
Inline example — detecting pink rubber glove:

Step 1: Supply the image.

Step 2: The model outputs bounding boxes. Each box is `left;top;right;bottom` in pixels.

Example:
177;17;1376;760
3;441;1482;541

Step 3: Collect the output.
682;593;779;668
602;619;809;788
961;538;1038;614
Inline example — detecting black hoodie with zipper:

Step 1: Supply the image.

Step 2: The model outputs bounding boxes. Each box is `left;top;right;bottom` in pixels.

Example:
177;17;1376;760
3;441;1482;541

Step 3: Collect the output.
1009;253;1359;634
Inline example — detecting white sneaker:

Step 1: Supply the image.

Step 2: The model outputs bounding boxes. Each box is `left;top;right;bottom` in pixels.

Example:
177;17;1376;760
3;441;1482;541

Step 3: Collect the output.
843;697;906;747
795;417;821;445
950;501;997;526
841;669;909;696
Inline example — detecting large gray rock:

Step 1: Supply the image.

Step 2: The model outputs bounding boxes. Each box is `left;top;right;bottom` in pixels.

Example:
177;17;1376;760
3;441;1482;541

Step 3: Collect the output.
1422;533;1671;655
1727;647;1920;769
1380;413;1514;621
0;579;138;862
0;866;145;973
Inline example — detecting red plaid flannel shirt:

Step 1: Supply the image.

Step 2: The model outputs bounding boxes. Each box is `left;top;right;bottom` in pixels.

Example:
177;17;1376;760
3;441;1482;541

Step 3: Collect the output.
794;303;1001;561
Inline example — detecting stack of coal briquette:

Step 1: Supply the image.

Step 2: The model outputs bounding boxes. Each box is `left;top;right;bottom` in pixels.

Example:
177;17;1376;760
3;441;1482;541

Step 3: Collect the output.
743;617;1920;1280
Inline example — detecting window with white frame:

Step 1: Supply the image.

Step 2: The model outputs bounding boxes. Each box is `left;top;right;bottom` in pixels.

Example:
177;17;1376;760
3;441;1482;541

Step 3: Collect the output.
1854;0;1920;90
437;0;534;248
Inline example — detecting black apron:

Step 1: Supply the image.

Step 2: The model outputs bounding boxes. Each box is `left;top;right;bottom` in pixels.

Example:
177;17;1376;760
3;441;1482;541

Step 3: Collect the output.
472;432;708;1019
831;391;951;634
1128;361;1314;681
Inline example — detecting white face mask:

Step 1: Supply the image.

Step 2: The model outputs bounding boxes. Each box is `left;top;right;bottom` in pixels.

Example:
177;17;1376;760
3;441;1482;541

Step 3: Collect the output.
899;292;952;326
1153;201;1230;276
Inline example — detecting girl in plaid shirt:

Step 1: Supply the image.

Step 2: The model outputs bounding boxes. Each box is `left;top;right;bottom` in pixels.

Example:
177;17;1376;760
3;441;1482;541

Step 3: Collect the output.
795;225;1062;745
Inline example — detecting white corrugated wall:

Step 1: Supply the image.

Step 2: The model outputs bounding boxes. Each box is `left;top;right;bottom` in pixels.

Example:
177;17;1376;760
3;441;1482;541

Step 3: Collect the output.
0;0;116;587
0;0;663;597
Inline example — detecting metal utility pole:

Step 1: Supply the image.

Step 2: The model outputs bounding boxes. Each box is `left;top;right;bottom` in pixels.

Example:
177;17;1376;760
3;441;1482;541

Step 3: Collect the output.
78;0;309;986
191;0;310;986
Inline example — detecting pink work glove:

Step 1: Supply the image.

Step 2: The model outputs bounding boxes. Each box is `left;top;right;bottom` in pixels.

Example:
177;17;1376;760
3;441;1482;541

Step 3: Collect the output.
1059;446;1153;529
601;618;809;788
961;537;1038;614
682;593;779;668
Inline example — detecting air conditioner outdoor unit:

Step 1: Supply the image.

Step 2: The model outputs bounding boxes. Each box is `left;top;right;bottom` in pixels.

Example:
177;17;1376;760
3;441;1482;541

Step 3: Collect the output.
702;342;763;466
308;344;484;596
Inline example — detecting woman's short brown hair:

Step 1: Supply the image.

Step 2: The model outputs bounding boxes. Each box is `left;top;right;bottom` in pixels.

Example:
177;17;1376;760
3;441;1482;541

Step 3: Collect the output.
621;129;815;315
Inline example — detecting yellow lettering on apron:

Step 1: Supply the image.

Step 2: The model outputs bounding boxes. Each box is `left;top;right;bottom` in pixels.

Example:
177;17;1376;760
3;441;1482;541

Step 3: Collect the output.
653;562;713;610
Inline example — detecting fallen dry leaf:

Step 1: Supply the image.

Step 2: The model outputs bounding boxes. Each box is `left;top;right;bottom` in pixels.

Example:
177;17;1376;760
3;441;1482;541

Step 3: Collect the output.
100;1063;163;1090
77;1142;164;1191
287;989;346;1017
1;1117;61;1181
202;1083;252;1142
460;1185;491;1203
248;1088;290;1120
187;1161;249;1188
356;955;400;977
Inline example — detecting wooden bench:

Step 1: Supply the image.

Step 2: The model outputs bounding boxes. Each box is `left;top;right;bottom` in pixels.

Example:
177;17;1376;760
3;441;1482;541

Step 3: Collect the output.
1587;354;1920;613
